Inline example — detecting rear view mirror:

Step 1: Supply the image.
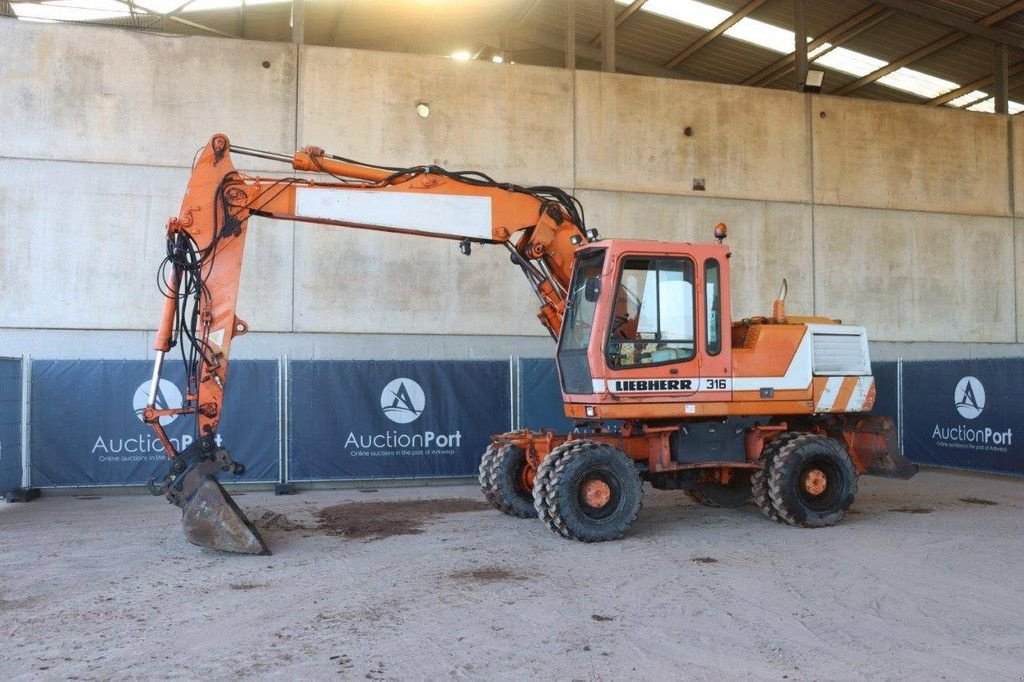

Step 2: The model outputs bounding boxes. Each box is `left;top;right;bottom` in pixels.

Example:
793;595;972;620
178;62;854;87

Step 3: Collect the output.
584;277;601;303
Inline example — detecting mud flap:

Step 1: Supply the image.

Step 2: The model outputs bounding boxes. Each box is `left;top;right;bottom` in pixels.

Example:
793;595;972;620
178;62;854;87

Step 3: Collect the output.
181;476;270;555
149;443;271;555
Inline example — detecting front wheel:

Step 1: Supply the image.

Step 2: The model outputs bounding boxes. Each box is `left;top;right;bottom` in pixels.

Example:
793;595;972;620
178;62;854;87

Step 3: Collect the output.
533;441;643;542
767;434;858;528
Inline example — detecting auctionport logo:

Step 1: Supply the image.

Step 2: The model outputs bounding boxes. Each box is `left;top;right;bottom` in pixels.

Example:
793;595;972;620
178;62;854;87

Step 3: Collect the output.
954;376;985;420
380;378;425;424
931;374;1011;452
132;379;182;426
345;376;462;455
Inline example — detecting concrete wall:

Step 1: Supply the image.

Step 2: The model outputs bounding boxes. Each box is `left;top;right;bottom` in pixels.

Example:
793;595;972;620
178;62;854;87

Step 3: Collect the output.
2;20;1022;362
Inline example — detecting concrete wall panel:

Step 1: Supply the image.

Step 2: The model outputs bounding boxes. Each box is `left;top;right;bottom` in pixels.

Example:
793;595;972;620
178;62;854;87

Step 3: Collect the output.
1013;116;1024;218
293;226;546;336
0;160;292;332
814;206;1013;343
0;21;296;165
576;190;813;321
298;47;574;187
574;72;811;203
813;96;1009;217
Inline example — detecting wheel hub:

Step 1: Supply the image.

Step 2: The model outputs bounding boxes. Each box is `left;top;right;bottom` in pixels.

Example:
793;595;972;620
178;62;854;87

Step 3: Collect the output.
802;468;828;496
581;478;612;508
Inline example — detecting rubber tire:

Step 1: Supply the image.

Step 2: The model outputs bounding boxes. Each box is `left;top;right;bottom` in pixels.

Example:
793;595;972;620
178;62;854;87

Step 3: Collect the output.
478;444;502;511
768;433;858;528
751;431;802;523
533;440;643;542
685;471;753;508
485;445;538;519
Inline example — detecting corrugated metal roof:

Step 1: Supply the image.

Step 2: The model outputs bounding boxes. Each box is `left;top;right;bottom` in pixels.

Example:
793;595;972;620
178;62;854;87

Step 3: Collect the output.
5;0;1023;112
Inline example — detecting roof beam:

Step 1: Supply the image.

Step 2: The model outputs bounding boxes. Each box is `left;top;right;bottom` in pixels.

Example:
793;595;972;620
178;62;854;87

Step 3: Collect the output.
872;0;1024;49
995;42;1010;113
509;0;543;28
664;0;771;68
126;0;234;37
602;0;615;72
742;5;895;86
565;0;575;69
329;0;346;45
831;0;1024;96
793;0;807;89
589;0;648;46
926;59;1024;106
520;26;680;79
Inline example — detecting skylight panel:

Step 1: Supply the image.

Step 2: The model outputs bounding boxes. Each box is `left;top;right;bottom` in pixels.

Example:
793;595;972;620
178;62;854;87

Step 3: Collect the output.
635;0;730;31
947;91;992;108
813;46;885;78
722;16;798;54
877;67;960;100
618;0;1020;114
12;0;129;22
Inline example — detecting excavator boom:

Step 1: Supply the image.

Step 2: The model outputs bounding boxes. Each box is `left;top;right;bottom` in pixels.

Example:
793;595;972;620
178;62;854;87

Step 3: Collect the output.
144;134;590;554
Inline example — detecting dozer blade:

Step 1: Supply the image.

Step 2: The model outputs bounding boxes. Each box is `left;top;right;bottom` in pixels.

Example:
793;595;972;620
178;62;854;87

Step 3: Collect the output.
182;475;270;555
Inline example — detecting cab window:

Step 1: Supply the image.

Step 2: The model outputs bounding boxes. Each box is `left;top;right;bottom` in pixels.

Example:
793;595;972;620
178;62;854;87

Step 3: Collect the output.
607;257;695;368
705;258;722;356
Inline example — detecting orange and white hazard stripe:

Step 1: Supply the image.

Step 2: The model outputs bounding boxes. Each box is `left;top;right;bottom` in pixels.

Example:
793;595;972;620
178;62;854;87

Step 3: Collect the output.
814;376;875;413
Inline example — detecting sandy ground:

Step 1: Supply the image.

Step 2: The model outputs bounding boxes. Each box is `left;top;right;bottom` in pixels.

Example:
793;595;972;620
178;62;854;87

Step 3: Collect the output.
2;470;1023;681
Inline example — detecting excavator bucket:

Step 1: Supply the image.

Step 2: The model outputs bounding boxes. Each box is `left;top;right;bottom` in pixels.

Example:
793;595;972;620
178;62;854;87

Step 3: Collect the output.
181;476;270;555
149;445;271;555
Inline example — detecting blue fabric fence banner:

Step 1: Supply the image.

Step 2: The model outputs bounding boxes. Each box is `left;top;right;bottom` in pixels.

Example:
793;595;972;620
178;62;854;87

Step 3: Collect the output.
288;360;510;481
30;359;279;487
870;361;898;430
518;358;574;432
902;358;1024;475
0;358;23;495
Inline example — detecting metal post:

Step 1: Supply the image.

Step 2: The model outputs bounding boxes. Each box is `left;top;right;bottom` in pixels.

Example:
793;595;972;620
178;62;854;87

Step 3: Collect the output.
277;357;285;485
995;42;1009;114
896;357;904;453
601;0;615;73
20;356;30;490
291;0;304;45
509;356;517;432
565;0;576;70
794;0;808;90
283;356;290;486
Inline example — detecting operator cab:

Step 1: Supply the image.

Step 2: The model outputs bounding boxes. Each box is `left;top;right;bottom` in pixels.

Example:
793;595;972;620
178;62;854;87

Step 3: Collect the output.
556;237;732;420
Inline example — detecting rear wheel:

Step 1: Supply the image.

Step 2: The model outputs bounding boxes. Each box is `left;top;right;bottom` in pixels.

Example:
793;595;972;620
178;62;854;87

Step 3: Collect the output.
485;445;537;519
477;444;501;510
686;471;753;508
767;434;858;528
751;431;802;522
533;440;643;542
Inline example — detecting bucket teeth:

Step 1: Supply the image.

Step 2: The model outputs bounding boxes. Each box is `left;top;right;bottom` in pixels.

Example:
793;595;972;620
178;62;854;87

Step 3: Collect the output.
181;476;271;555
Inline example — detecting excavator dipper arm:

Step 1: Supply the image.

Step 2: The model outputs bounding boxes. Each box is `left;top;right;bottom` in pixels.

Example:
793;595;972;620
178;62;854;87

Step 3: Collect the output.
143;134;589;554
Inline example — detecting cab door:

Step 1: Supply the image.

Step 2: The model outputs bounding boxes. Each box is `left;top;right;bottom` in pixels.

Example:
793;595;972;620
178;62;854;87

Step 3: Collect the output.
601;254;702;397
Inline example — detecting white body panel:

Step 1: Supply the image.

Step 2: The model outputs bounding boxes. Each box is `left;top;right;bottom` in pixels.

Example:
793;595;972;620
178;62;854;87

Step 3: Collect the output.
294;188;493;240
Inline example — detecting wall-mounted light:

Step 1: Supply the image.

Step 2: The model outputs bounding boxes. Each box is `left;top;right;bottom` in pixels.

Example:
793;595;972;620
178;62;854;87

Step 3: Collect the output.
415;102;430;118
802;69;824;93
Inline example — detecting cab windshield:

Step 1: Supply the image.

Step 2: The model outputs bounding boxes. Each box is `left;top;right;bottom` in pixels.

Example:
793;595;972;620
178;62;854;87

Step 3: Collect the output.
560;249;606;350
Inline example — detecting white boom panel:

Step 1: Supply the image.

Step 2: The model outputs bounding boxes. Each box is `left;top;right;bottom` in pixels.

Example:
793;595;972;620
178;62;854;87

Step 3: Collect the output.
294;188;493;240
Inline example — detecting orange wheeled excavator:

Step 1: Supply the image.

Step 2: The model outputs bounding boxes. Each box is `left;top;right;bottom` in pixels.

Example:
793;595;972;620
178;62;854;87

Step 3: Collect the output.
144;134;915;554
